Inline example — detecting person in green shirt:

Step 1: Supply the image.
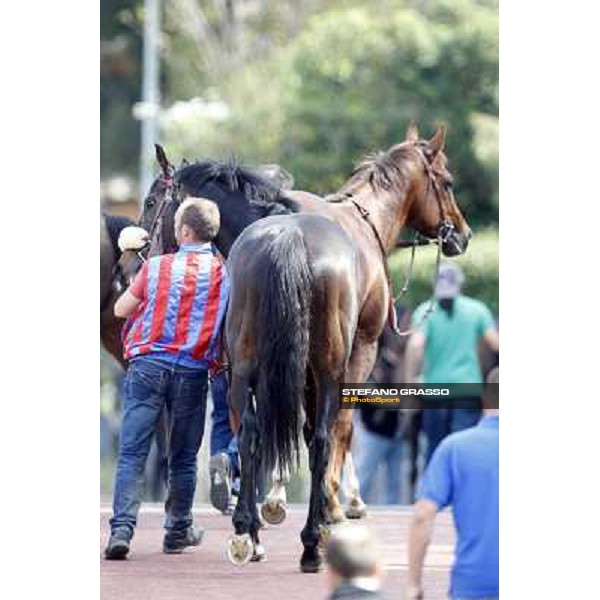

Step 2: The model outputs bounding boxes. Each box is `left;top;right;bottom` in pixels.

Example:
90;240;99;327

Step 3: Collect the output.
405;262;499;463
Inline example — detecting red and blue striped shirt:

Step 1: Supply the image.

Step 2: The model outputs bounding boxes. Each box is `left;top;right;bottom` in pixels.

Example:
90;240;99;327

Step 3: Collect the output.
122;243;229;369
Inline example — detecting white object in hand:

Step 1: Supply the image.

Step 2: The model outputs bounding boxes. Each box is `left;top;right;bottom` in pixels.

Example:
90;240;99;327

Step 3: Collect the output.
118;226;150;252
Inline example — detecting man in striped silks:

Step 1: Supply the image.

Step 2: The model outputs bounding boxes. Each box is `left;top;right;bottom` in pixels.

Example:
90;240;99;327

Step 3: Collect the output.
105;197;229;560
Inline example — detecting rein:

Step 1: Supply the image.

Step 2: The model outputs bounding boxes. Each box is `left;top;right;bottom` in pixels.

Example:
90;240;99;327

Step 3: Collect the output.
146;175;176;253
107;171;180;307
346;147;454;337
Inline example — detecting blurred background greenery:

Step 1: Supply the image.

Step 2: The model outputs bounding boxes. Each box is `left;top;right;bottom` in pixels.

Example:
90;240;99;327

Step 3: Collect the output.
101;0;498;230
101;0;498;502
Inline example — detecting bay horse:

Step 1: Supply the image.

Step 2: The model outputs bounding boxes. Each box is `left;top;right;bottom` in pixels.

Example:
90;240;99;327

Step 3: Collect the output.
224;124;471;571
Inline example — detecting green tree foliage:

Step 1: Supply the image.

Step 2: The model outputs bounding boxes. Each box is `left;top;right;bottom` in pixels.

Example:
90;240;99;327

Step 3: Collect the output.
281;0;498;225
101;0;142;176
102;0;498;228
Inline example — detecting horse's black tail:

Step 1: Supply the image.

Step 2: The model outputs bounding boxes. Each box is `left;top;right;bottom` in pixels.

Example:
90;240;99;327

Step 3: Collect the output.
257;226;312;478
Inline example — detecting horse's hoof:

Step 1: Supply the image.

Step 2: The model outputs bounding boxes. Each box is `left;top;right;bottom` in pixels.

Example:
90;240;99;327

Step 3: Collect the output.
345;498;367;520
251;543;267;562
226;533;253;566
330;505;345;524
260;500;288;525
299;548;322;573
317;524;331;550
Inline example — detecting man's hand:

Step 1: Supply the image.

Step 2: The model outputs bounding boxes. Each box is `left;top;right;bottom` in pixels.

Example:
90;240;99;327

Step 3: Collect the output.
114;289;142;318
407;499;437;600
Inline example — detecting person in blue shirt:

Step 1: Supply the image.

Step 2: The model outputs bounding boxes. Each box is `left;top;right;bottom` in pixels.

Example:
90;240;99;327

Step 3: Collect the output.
406;368;499;600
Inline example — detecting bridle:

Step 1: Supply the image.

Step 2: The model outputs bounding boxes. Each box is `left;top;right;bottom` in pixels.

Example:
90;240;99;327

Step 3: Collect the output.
109;173;179;301
347;145;457;336
145;173;180;257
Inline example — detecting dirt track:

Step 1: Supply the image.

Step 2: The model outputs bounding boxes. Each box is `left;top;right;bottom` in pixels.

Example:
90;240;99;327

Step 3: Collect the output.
100;504;455;600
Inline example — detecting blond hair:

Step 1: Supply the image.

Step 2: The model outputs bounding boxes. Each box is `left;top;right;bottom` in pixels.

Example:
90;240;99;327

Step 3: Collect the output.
174;197;220;242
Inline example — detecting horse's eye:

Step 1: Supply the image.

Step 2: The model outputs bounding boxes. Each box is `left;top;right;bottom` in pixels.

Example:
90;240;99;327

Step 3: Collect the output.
146;197;156;208
444;180;454;191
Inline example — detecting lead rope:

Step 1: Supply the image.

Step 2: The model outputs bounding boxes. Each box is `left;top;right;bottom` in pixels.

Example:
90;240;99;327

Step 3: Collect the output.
394;234;420;300
145;176;174;249
392;233;442;337
349;196;439;337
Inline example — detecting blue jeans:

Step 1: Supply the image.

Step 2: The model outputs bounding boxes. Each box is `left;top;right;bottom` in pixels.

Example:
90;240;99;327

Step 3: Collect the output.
356;429;404;504
209;371;239;477
423;400;481;464
110;358;208;536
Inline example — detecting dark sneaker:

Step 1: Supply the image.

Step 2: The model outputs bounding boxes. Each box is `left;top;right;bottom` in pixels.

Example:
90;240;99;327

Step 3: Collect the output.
163;526;204;554
209;453;232;514
104;529;131;560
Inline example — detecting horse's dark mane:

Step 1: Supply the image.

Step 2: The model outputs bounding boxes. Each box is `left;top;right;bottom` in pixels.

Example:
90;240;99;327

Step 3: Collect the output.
326;144;415;202
103;212;135;258
175;158;299;216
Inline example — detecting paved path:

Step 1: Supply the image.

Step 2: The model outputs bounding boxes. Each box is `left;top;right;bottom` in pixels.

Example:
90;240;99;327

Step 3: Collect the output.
100;504;455;600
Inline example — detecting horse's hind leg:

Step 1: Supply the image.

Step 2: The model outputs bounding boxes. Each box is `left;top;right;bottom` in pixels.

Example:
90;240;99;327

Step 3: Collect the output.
343;340;379;517
300;373;337;573
326;409;352;523
261;464;290;525
326;409;367;522
227;373;264;564
342;446;366;518
326;339;378;521
247;408;265;562
261;376;314;526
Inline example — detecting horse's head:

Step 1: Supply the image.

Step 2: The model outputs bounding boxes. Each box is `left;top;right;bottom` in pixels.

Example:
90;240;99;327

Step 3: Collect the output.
137;144;181;256
173;159;298;257
133;154;243;260
400;124;472;257
113;145;182;292
135;152;298;260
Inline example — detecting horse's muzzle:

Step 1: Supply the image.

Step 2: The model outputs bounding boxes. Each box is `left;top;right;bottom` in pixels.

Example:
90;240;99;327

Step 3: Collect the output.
441;230;470;257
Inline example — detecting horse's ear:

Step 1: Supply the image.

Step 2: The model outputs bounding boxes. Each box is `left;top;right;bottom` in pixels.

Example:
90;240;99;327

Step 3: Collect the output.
427;126;446;157
405;121;420;142
155;144;172;175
